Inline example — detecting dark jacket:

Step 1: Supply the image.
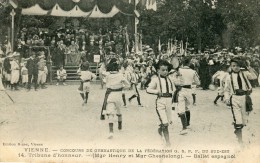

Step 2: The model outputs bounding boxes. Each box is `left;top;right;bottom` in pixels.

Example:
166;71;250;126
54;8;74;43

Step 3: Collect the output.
26;58;39;75
3;58;11;73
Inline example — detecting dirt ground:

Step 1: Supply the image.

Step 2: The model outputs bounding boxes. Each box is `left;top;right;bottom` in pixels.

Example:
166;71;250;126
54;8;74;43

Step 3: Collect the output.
0;84;260;163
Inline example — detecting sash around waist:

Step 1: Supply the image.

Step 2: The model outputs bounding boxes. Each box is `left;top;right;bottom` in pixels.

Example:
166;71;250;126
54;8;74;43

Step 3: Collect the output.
175;85;191;89
107;88;123;92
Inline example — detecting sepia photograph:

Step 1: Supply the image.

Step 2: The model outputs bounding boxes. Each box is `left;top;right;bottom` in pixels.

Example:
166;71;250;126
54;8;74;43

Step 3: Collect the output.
0;0;260;162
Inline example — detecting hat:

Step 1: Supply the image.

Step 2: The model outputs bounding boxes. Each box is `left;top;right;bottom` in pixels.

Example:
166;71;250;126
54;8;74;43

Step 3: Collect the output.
7;52;13;58
146;48;153;52
177;53;182;57
23;58;29;61
13;52;20;57
236;47;243;52
21;28;27;32
38;55;45;59
228;52;234;56
38;51;45;55
230;57;242;66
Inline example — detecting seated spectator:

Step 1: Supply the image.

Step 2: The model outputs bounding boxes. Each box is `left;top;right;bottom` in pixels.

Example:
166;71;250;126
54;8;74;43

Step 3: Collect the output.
56;65;67;86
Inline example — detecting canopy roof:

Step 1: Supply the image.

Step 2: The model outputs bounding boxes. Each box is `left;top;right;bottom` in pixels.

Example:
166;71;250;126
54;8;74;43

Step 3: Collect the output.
19;0;136;17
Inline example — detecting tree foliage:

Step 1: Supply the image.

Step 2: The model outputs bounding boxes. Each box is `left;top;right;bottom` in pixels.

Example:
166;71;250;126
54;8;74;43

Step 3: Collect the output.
139;0;260;51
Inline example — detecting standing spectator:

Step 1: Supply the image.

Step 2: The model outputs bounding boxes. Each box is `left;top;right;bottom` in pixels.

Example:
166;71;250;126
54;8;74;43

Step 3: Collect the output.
0;45;4;58
37;54;47;89
21;59;28;88
199;51;211;90
10;52;20;90
43;61;48;86
140;65;148;90
0;54;5;91
67;41;79;64
26;52;39;91
54;41;66;67
3;52;12;88
250;54;260;87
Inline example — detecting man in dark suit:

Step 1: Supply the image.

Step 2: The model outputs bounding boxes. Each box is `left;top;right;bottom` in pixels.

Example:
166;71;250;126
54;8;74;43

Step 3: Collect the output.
26;52;39;91
54;42;65;67
199;51;211;90
3;52;12;88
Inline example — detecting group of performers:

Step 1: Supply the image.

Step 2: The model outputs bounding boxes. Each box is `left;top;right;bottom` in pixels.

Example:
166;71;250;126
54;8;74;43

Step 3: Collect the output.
76;54;256;148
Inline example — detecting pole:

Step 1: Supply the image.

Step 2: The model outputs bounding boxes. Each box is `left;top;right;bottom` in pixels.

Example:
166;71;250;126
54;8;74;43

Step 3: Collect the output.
10;9;15;52
48;47;53;84
134;0;138;53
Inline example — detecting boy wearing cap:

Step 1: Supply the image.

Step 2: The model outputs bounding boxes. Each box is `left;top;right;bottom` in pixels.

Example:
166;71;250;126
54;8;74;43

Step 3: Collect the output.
146;60;175;147
56;65;67;86
101;58;130;139
172;57;200;135
224;57;257;145
212;64;229;105
128;64;143;107
77;62;96;106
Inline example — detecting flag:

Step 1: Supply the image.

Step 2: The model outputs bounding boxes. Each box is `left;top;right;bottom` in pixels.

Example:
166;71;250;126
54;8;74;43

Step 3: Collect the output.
158;37;161;52
126;44;129;56
135;0;140;5
151;0;157;11
170;38;173;53
167;39;170;54
135;34;139;53
146;0;157;11
139;34;143;53
125;28;130;56
172;39;177;54
125;29;130;46
180;40;184;55
129;0;140;5
146;0;150;9
9;0;18;8
184;38;188;56
6;41;12;54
